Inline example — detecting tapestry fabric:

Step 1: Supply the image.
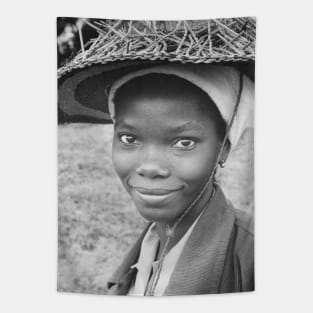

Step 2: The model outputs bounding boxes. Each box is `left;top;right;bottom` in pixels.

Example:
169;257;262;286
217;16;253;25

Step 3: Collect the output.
57;17;255;296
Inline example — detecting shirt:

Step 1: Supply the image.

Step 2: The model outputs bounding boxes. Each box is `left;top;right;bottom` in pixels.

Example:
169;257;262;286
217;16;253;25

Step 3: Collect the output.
128;212;204;296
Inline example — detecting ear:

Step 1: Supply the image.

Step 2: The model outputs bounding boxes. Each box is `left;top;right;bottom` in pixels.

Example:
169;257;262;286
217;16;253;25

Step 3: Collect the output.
218;139;231;168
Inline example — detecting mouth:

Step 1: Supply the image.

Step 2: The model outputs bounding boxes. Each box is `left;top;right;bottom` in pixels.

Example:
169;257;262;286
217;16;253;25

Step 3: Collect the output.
132;186;183;206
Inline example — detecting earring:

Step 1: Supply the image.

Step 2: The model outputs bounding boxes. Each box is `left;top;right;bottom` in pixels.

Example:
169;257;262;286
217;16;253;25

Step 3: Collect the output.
219;160;226;168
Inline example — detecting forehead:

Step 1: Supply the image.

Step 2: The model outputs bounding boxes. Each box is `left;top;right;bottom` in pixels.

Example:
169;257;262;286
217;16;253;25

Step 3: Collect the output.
114;73;207;99
114;94;220;140
114;73;213;119
115;93;207;123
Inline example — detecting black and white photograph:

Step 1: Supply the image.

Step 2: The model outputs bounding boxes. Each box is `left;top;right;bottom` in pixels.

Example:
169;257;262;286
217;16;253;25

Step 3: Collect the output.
57;17;255;296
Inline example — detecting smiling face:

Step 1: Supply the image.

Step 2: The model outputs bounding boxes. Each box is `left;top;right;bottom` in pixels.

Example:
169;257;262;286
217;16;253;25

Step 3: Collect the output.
112;74;226;224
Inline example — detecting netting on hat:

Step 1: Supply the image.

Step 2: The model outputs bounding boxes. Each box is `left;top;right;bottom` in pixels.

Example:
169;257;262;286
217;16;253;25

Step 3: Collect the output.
58;17;256;79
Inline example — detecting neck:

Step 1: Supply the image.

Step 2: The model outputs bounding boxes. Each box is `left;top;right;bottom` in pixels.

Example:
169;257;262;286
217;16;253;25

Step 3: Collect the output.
155;181;215;257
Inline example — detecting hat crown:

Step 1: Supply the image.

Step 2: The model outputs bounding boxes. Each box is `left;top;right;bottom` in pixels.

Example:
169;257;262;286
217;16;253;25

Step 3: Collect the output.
58;17;256;79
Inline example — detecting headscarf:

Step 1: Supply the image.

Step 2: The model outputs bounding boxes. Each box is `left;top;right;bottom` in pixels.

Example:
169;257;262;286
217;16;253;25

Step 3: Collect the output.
107;63;254;153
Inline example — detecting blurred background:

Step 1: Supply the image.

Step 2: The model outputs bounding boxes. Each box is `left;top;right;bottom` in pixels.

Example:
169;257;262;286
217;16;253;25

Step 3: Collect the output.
57;17;97;68
57;18;254;294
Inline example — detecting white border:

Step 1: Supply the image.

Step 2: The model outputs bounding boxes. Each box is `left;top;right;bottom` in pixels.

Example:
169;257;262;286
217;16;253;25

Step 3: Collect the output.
1;1;313;312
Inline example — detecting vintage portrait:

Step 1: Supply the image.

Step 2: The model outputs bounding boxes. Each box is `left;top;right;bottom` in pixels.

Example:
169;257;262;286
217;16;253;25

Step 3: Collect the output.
57;17;255;296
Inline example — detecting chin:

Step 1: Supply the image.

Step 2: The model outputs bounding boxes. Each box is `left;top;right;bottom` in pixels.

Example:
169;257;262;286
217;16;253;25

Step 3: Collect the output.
136;205;178;224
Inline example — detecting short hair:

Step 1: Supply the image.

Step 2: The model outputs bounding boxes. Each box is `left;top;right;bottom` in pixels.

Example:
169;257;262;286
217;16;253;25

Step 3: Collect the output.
113;73;227;140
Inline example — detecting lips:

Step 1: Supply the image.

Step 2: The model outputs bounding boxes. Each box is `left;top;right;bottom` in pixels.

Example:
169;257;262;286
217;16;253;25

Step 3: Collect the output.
134;189;179;206
133;187;181;196
130;185;183;206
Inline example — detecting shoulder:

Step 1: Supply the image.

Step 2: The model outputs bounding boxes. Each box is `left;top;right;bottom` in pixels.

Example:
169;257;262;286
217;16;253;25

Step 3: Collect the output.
233;208;254;265
232;210;254;291
223;195;254;291
212;186;254;265
212;185;254;245
106;222;151;294
217;184;253;233
233;207;254;237
226;199;254;253
206;185;254;292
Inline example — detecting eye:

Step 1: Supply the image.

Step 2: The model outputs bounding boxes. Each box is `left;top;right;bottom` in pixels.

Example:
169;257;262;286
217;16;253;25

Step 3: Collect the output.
172;138;196;149
119;134;139;145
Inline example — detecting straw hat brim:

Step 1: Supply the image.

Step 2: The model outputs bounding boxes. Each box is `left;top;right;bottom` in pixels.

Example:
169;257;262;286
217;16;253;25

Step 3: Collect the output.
58;18;255;124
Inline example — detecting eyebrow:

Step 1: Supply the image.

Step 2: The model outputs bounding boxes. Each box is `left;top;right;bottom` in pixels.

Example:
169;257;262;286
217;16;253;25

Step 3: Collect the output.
168;121;206;134
114;121;137;131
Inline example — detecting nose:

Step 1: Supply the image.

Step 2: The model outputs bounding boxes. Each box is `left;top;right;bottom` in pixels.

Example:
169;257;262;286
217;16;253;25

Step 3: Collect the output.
135;150;170;179
136;163;170;179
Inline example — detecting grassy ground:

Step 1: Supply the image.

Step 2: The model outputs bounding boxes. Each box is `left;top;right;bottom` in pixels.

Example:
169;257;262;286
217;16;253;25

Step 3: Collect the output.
58;123;253;294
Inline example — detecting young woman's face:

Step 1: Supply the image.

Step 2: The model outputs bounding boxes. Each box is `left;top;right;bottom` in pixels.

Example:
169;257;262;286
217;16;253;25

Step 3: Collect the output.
112;86;222;224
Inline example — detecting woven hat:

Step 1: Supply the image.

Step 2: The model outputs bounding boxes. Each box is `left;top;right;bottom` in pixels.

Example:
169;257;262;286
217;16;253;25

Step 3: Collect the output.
58;17;256;123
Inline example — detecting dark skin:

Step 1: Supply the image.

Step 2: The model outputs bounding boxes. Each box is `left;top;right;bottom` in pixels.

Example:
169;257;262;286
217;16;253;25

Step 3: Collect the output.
112;79;229;255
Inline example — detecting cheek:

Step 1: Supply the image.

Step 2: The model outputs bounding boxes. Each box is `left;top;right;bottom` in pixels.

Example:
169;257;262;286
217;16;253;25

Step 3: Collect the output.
174;145;218;186
112;140;137;180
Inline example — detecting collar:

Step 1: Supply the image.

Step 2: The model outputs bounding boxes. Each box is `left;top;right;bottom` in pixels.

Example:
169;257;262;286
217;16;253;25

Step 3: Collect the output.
129;209;204;296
